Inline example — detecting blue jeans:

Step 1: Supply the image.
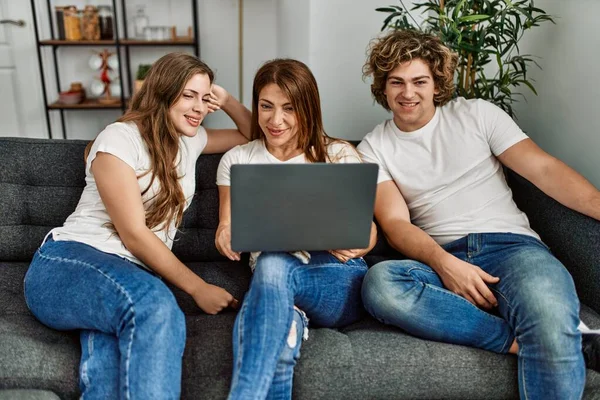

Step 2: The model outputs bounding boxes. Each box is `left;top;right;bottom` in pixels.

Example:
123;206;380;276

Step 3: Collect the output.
228;251;368;400
362;233;584;400
24;237;186;399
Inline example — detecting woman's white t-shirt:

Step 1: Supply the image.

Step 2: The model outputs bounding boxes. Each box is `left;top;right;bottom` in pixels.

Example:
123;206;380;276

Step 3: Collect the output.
50;122;207;267
216;139;362;186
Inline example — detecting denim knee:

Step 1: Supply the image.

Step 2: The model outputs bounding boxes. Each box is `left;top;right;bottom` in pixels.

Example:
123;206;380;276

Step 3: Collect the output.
252;252;294;287
512;276;580;357
133;282;186;351
361;260;418;324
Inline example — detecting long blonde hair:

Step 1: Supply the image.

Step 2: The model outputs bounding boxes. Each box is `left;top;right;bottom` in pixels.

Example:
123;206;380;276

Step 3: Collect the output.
86;52;214;231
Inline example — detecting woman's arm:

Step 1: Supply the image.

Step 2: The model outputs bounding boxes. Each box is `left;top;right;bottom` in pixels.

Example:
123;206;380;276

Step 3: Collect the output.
92;152;238;314
215;185;241;261
204;84;252;154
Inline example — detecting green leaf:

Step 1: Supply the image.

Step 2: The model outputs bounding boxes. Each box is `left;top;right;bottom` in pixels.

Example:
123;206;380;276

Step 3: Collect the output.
458;14;491;23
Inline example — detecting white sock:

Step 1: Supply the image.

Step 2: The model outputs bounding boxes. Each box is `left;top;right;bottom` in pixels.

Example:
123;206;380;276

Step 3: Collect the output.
579;321;600;334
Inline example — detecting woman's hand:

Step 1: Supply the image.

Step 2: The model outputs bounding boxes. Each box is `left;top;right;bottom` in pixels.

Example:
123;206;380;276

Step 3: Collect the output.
207;84;230;113
329;222;377;263
329;248;367;263
215;223;241;261
191;281;239;315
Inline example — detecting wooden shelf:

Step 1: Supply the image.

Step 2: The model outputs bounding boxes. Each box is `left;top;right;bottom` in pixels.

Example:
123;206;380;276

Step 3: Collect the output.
39;39;195;46
39;40;117;46
119;39;195;46
48;98;127;110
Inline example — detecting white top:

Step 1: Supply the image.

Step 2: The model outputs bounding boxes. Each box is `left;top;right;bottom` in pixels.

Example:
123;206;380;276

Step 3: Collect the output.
357;97;538;245
217;138;363;268
50;122;207;267
216;138;362;186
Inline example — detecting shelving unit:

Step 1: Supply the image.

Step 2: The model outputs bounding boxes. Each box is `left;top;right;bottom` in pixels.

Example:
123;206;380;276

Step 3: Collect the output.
31;0;199;139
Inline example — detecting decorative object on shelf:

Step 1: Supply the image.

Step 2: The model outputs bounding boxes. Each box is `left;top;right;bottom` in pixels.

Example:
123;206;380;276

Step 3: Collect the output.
82;5;100;41
63;6;82;41
89;49;120;104
98;6;114;40
375;0;554;118
58;82;85;105
132;4;149;39
143;26;170;41
134;63;151;95
171;26;194;42
54;6;66;40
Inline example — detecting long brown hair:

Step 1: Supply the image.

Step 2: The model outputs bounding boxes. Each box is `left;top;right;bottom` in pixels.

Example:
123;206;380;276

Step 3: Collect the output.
86;52;214;231
363;29;458;109
251;59;333;163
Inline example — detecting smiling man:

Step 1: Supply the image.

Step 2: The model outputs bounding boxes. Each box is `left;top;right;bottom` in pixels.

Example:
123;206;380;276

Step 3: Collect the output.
358;29;600;399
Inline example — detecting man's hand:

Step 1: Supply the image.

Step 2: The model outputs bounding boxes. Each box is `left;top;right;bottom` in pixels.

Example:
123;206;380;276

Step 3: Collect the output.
207;84;230;113
436;255;499;309
215;223;240;261
190;281;239;315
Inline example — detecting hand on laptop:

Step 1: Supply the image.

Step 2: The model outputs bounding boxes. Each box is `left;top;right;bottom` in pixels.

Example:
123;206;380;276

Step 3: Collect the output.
216;222;241;261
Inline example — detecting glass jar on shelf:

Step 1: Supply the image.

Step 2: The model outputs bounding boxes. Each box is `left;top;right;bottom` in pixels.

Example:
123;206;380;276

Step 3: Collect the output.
54;6;66;40
63;6;82;41
133;5;149;39
82;5;100;41
98;6;114;40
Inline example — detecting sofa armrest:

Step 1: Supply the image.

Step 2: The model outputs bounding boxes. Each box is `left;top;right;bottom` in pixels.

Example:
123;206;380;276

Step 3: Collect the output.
506;168;600;313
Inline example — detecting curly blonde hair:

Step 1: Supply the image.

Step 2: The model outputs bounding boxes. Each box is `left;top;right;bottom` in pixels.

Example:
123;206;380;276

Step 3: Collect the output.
363;30;458;109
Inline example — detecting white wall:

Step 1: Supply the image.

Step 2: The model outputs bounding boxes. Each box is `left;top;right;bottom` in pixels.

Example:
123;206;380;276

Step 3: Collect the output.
307;0;406;140
512;0;600;187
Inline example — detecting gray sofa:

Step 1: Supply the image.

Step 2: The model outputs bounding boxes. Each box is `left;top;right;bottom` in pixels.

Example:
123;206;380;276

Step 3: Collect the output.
1;136;600;399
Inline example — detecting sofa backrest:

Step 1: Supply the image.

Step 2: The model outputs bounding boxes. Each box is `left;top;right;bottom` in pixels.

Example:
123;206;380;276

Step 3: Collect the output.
0;137;226;262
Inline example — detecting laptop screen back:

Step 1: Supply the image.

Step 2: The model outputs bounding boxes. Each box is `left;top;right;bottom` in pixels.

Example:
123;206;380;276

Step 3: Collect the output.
230;163;378;252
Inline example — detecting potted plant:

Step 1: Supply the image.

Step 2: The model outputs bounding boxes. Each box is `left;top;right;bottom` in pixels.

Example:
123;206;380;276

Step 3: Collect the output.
376;0;554;118
134;63;152;95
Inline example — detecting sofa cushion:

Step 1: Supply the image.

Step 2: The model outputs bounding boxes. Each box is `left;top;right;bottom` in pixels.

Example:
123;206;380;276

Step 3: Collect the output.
0;390;61;400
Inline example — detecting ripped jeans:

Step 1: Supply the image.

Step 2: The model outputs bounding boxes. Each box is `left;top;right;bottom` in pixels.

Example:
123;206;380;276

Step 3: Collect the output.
228;251;368;400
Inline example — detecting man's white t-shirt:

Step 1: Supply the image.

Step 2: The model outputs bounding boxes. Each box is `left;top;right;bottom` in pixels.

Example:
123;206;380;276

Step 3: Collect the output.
357;97;538;245
50;121;207;267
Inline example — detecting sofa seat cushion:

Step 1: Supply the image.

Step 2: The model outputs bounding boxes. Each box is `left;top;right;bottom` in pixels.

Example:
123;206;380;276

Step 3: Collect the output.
0;315;79;399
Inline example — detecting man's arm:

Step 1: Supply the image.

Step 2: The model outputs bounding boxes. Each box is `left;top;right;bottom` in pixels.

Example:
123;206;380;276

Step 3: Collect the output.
497;139;600;221
375;181;499;309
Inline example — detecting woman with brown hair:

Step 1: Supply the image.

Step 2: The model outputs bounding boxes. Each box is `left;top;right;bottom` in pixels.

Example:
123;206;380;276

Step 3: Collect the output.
23;52;251;399
215;58;377;399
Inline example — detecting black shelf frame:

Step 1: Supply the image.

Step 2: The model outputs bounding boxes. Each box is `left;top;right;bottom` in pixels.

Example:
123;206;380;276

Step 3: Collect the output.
31;0;200;139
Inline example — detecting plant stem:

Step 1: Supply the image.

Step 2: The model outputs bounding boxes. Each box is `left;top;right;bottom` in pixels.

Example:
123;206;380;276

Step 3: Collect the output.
399;0;422;28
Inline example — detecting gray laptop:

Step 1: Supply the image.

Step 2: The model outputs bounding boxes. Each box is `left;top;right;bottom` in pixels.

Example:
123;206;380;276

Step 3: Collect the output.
230;163;378;252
